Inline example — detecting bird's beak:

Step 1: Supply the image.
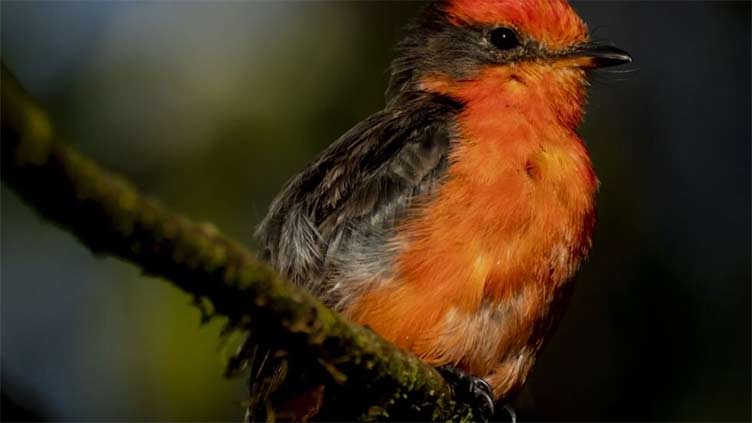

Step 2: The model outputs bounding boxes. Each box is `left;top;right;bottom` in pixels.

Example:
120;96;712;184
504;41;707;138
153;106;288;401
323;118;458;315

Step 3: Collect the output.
555;44;632;69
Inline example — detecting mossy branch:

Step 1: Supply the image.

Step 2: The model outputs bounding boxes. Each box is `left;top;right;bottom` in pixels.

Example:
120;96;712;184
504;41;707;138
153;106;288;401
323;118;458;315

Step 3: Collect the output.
0;64;481;421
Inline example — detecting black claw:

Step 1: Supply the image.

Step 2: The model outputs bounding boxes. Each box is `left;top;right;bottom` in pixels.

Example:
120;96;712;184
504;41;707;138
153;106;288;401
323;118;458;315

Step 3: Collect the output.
438;366;495;420
502;404;517;423
470;378;495;417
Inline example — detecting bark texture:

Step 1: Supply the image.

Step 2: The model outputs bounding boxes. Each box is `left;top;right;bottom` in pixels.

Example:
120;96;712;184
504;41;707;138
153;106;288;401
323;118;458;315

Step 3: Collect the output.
0;65;479;422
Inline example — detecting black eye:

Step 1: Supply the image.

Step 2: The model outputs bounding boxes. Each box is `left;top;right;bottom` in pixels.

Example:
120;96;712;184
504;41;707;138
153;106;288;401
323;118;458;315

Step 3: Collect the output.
489;27;520;51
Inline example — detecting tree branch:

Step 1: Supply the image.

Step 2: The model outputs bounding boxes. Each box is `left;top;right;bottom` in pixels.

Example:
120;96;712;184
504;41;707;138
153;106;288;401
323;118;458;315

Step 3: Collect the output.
0;64;478;421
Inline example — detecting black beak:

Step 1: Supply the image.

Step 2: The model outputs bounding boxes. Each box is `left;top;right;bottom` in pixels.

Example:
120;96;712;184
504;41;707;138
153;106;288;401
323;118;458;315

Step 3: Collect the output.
569;44;632;68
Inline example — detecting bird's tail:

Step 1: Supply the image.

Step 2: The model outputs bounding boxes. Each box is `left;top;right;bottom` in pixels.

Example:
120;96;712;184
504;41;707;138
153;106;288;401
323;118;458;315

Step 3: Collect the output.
237;344;324;422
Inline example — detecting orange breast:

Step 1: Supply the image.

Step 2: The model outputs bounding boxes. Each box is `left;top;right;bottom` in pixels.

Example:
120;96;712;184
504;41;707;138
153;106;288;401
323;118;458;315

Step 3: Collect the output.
344;64;597;392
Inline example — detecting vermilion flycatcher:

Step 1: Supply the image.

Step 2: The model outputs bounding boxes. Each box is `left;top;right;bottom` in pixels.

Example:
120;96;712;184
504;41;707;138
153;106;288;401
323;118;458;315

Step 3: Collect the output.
247;0;630;420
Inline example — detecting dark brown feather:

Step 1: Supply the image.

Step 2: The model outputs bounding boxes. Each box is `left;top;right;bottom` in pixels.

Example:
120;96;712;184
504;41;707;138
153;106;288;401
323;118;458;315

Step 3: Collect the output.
256;91;462;307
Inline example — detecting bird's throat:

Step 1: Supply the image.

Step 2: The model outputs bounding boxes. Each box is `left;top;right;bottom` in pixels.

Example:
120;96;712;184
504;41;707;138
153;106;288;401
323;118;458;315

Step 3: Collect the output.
421;63;589;130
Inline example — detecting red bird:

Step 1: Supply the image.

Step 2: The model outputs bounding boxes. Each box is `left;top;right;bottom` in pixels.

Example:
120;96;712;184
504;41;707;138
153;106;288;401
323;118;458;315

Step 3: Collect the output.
247;0;630;420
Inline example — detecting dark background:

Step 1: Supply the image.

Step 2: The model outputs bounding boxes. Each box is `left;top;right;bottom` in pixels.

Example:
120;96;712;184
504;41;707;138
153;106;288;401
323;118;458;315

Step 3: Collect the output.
1;1;749;421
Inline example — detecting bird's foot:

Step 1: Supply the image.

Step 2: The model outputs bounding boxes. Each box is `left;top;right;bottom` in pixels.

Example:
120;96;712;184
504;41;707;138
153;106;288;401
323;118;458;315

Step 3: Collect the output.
437;365;495;421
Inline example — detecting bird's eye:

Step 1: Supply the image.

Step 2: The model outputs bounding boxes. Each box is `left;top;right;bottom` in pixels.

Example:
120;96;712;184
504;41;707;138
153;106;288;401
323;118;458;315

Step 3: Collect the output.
489;27;520;51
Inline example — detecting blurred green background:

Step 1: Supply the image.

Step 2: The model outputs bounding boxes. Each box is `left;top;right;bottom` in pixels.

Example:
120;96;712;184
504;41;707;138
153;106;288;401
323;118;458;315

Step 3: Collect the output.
1;1;749;421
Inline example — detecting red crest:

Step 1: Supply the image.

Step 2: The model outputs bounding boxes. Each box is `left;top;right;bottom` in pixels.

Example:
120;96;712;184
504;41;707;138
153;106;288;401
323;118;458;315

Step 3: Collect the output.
444;0;589;49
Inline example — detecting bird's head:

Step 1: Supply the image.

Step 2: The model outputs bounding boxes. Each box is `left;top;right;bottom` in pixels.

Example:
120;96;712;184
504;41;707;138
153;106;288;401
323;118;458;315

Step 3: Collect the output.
387;0;631;125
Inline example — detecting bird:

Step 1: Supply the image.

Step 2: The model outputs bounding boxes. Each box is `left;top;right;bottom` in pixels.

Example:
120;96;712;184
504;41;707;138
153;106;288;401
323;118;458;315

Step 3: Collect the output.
243;0;631;420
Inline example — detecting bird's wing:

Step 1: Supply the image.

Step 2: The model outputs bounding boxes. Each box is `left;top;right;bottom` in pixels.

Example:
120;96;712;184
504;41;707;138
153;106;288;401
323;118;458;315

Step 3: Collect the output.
256;92;462;306
242;93;461;417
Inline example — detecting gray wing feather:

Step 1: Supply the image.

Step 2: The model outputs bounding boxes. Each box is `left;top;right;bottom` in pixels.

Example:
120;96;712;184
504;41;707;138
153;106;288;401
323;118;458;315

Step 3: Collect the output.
256;92;461;308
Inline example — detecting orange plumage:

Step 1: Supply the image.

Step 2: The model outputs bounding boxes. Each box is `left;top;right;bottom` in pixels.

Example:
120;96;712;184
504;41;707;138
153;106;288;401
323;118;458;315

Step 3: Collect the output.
345;61;598;399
